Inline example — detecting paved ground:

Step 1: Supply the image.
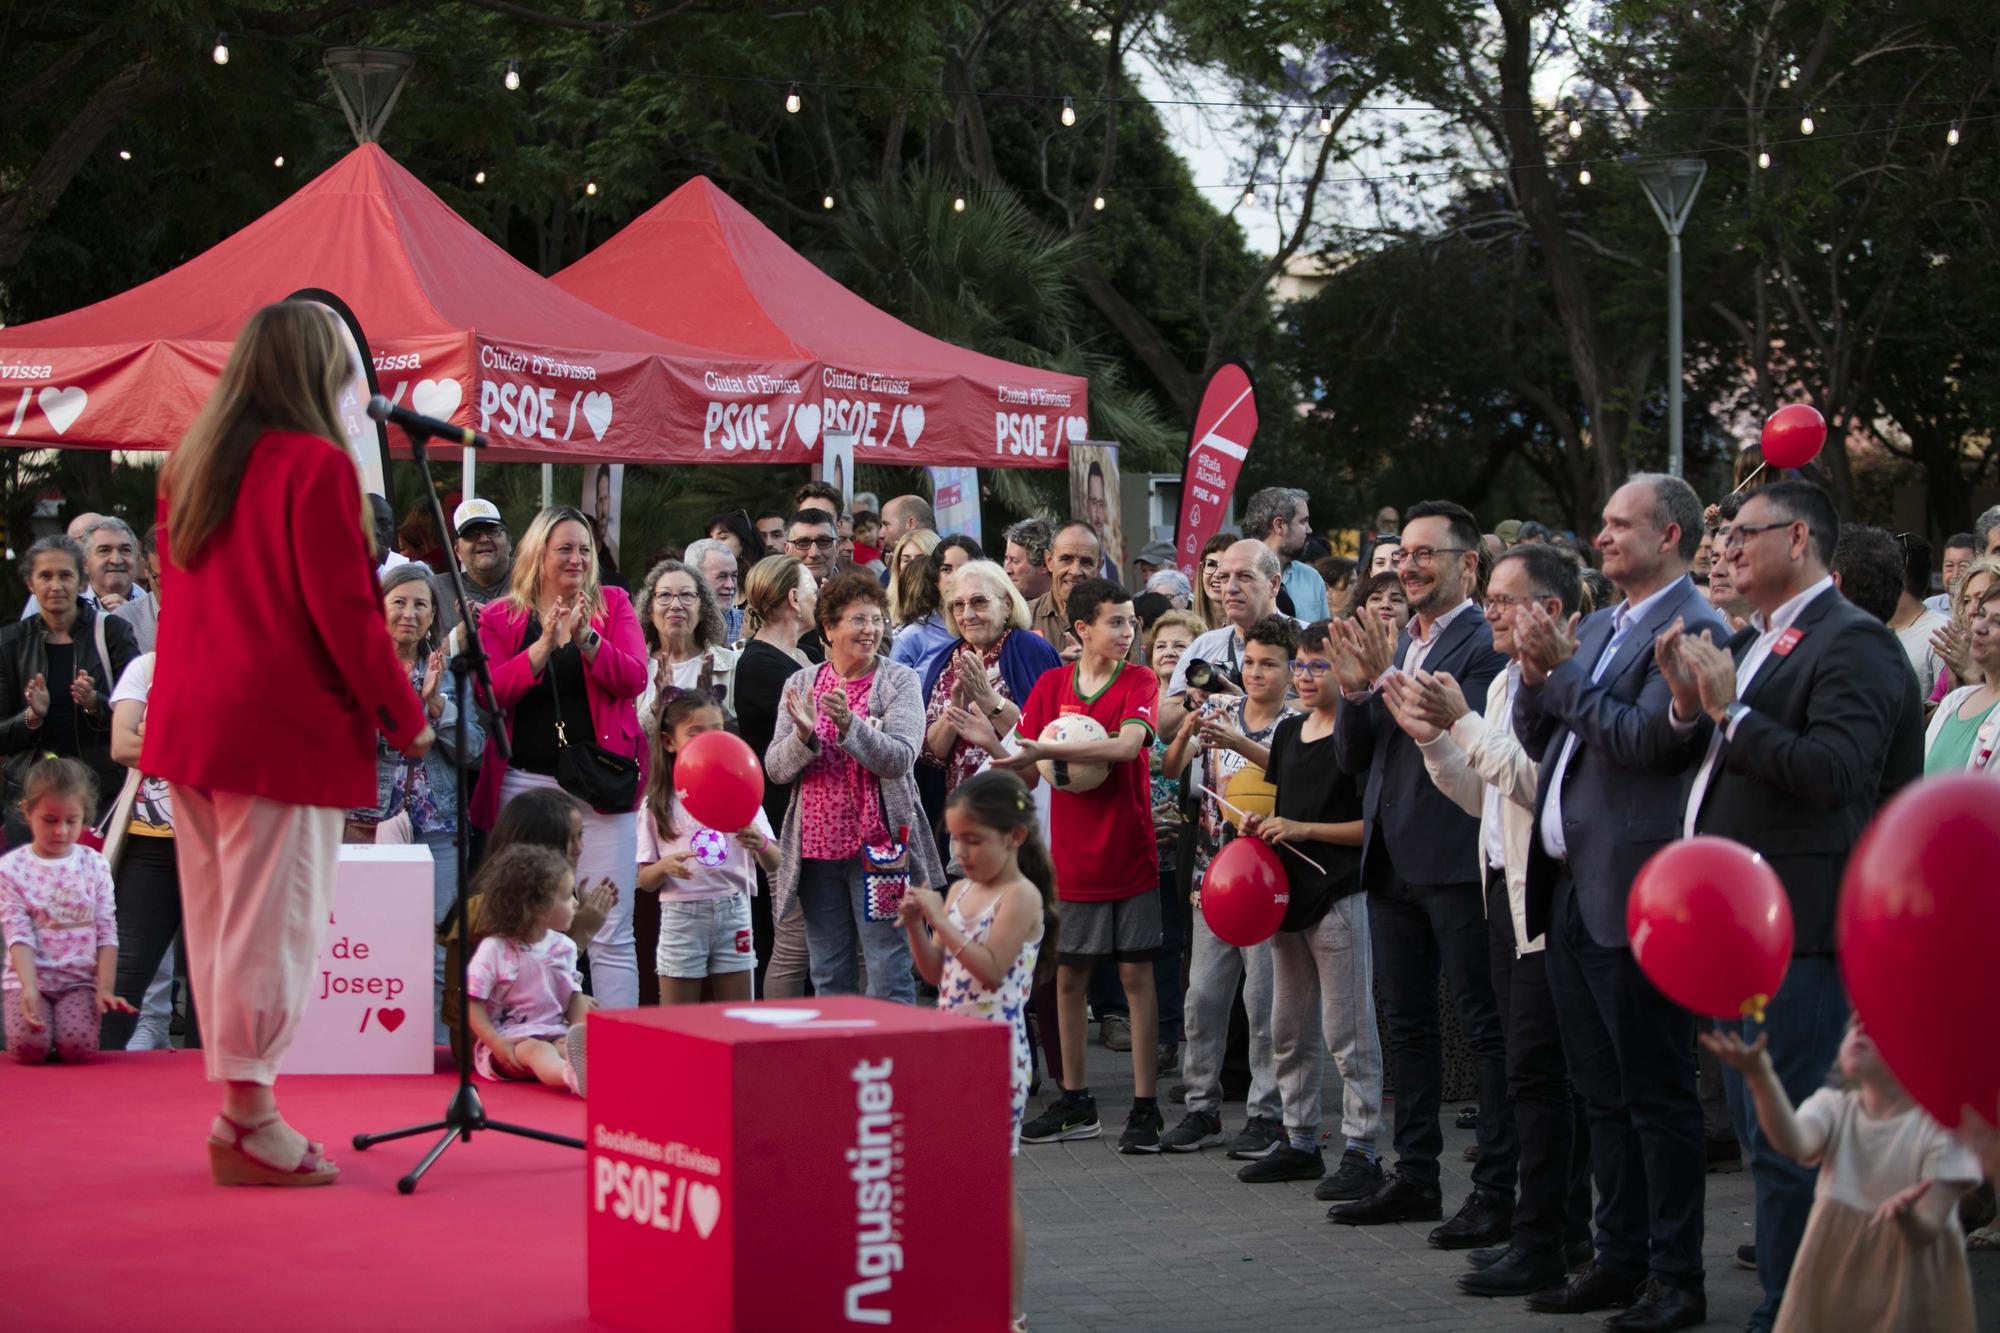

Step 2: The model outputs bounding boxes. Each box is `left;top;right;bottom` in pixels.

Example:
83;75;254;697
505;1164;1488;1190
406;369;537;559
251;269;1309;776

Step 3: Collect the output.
1016;1028;2000;1333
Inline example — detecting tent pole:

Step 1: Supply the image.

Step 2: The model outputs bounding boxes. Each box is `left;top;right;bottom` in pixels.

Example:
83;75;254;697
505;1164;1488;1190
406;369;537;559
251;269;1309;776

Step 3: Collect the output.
541;463;552;509
462;446;476;501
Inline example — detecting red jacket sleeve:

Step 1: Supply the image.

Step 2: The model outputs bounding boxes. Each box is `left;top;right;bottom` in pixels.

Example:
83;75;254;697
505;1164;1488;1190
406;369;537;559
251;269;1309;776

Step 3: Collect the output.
480;602;541;709
584;587;648;700
291;445;426;751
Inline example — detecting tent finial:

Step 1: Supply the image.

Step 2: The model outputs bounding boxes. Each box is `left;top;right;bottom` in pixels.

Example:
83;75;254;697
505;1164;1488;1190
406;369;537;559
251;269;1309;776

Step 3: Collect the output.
323;47;416;145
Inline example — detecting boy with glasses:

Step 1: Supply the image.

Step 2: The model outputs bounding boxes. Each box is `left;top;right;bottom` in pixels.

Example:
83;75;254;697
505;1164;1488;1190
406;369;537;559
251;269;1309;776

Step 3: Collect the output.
1232;620;1385;1197
1156;615;1298;1161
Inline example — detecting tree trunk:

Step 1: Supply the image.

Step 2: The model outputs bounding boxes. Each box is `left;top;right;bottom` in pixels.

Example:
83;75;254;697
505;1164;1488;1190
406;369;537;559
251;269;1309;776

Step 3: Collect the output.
1073;257;1196;416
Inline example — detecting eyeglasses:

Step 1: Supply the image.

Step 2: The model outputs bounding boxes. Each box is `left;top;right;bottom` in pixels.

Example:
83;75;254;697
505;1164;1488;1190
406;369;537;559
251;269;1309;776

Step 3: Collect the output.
1720;520;1797;551
948;596;994;616
1288;659;1334;679
836;615;886;633
1394;545;1469;567
787;536;837;552
652;590;699;606
1483;594;1538;613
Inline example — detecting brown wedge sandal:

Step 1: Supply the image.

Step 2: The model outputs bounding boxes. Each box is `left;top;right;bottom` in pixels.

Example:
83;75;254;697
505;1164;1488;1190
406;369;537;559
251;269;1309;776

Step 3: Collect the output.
207;1113;340;1187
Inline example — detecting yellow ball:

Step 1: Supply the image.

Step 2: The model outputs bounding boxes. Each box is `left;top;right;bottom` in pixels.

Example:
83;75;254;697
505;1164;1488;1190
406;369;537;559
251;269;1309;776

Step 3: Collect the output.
1223;765;1277;830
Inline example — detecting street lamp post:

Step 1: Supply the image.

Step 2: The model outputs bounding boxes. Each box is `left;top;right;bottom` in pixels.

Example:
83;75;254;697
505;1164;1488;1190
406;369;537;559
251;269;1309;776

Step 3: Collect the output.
1636;159;1707;479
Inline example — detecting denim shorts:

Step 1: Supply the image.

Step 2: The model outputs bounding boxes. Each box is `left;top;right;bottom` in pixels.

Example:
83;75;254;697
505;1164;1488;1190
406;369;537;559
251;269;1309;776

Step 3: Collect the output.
655;894;756;978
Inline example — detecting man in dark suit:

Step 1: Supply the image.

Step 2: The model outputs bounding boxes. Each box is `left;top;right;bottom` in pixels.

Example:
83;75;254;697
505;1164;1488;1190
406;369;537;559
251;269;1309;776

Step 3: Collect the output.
1326;500;1515;1246
1510;474;1721;1331
1655;480;1919;1333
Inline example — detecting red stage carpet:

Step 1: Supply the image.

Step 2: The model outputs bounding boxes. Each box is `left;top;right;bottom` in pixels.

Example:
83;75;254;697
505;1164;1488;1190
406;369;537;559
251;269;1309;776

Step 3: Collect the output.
1;1050;613;1332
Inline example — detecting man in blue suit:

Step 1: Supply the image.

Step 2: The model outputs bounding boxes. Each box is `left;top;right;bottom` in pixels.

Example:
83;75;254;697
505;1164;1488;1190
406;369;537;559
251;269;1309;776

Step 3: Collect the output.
1327;500;1515;1248
1511;474;1721;1332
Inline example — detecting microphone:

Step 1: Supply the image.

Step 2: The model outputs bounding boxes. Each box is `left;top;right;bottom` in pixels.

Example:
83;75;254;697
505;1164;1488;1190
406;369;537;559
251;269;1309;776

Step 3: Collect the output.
367;395;488;448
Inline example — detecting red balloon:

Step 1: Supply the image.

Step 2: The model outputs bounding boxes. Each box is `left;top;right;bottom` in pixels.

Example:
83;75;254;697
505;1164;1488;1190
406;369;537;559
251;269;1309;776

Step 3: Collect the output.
1839;776;2000;1130
1201;837;1289;947
673;730;765;832
1627;837;1793;1020
1760;403;1827;469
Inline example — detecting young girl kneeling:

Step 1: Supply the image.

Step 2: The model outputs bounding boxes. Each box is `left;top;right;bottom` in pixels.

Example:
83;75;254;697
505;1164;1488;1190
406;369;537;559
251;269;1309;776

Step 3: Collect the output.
466;845;593;1095
640;689;778;1004
1703;1018;1981;1331
1;757;135;1063
899;770;1055;1333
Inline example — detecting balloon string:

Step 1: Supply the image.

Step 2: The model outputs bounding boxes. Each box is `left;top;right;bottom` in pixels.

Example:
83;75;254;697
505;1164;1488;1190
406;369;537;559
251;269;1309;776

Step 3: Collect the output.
1193;782;1327;875
1728;461;1768;496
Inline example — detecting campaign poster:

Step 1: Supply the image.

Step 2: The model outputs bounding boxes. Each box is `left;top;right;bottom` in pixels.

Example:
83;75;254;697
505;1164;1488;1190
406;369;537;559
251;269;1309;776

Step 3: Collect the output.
928;466;982;544
820;431;856;511
583;464;624;565
1068;442;1122;574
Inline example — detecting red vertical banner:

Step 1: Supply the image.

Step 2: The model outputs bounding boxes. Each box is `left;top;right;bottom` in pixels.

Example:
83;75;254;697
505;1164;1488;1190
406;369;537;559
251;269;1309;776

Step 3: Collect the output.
1172;362;1260;583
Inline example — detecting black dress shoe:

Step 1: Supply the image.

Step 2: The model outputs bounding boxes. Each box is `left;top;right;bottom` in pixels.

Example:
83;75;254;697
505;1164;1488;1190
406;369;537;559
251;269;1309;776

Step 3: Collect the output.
1483;1237;1592;1270
1465;1243;1509;1270
1313;1148;1384;1201
1602;1277;1706;1332
1456;1244;1569;1297
1524;1258;1647;1314
1326;1173;1443;1225
1427;1187;1511;1249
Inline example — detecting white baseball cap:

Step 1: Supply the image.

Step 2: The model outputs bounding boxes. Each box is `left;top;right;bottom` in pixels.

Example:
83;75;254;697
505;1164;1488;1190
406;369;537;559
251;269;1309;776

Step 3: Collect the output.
452;498;505;536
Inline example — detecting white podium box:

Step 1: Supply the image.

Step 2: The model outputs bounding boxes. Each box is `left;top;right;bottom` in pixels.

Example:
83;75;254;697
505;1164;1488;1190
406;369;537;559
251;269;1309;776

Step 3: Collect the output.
282;844;436;1075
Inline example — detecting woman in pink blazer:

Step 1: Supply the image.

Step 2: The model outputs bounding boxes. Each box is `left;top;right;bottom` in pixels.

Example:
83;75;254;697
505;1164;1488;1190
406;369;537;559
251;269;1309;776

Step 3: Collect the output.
472;506;648;1007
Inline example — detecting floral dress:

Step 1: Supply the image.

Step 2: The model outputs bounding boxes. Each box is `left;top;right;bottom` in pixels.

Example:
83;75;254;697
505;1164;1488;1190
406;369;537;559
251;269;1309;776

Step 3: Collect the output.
937;888;1041;1155
920;635;1012;794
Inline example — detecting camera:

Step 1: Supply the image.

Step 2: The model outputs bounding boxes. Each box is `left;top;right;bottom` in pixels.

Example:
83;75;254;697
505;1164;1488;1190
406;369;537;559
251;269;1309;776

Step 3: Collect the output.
1183;658;1241;692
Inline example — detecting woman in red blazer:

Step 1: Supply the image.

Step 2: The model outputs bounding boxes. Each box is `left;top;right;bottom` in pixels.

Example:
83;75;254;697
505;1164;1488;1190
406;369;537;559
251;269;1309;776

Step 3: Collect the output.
144;302;433;1187
471;506;648;1008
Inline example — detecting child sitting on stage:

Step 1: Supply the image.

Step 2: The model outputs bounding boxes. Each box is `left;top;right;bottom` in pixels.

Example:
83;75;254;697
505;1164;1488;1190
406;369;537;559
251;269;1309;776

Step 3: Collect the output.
466;845;593;1096
1;757;136;1063
1703;1018;1981;1332
900;770;1054;1333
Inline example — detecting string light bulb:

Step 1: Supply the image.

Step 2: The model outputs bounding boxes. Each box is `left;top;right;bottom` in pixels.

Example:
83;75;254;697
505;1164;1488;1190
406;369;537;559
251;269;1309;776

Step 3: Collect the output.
1947;123;1960;146
1758;150;1771;169
1092;194;1106;211
1800;111;1815;135
1318;107;1333;135
118;149;132;161
785;82;802;114
504;60;520;91
1568;114;1583;138
1242;186;1256;206
585;181;598;197
1578;167;1593;185
475;170;487;184
273;155;284;167
1060;96;1076;127
212;33;229;65
822;194;835;209
952;195;966;212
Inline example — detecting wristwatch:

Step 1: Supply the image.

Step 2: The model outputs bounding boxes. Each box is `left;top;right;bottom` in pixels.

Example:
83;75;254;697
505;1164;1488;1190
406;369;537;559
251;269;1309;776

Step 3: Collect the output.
582;628;602;653
1722;700;1750;732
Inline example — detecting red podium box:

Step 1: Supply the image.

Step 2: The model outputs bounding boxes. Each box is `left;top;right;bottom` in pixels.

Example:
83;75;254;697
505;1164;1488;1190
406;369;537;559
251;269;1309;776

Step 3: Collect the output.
587;998;1013;1332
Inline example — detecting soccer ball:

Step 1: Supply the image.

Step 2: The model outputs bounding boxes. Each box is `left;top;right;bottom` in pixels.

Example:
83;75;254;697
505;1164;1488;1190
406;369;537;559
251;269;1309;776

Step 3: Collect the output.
1036;715;1111;793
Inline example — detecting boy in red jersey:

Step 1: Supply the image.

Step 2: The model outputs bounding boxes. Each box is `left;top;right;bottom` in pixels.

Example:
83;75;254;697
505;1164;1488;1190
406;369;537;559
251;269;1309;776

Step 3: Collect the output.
993;578;1163;1152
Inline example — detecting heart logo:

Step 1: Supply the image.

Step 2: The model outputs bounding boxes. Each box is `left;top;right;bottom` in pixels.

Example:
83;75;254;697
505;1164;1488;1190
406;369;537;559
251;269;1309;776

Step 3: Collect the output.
902;403;925;446
38;386;87;435
411;378;462;420
687;1182;722;1240
719;1005;877;1030
1067;415;1087;443
793;402;822;449
581;391;614;441
375;1007;406;1033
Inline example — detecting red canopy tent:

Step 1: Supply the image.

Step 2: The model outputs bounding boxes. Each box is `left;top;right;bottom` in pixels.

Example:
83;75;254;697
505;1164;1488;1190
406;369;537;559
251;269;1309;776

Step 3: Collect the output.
0;144;810;463
553;178;1086;470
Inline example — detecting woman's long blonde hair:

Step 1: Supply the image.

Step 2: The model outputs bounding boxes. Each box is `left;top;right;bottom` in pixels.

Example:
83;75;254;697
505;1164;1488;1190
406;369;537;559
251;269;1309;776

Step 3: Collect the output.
887;528;941;625
161;302;368;567
508;506;604;623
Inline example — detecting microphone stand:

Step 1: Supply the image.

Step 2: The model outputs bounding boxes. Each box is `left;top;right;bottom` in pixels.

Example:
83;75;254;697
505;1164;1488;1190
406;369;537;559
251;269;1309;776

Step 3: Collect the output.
351;425;584;1193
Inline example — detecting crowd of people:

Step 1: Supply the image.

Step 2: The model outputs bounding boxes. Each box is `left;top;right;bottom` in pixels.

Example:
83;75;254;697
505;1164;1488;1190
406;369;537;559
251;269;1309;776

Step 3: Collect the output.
3;305;1998;1331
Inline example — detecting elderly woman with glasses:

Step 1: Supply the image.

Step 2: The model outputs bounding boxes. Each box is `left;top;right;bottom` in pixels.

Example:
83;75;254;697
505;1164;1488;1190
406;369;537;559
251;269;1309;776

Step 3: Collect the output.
918;560;1062;801
635;556;740;735
764;571;943;1002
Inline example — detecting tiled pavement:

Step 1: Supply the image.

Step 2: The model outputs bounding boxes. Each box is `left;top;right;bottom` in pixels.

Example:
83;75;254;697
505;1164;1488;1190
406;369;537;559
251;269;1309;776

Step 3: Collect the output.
1016;1030;2000;1333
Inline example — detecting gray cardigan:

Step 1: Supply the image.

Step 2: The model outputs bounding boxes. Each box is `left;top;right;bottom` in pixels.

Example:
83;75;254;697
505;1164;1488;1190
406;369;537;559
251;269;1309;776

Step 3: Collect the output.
764;657;945;925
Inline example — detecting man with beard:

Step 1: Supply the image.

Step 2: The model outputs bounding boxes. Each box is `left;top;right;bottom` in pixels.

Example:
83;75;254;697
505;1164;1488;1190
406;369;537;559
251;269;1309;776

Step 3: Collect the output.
1247;487;1327;622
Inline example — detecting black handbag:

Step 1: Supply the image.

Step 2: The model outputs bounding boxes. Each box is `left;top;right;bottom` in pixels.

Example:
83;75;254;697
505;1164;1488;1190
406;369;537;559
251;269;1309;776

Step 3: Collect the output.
537;628;639;814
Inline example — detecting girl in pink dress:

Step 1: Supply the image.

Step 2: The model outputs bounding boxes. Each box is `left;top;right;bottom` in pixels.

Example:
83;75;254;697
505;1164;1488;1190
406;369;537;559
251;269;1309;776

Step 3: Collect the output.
1;758;136;1062
466;845;594;1095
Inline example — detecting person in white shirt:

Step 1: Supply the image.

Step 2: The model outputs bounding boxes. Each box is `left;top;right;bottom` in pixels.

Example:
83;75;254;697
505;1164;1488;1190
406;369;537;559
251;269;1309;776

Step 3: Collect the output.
1886;534;1949;687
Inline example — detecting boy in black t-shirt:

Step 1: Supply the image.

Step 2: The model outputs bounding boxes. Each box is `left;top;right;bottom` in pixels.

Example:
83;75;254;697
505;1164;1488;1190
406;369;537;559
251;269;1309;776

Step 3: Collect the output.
1237;619;1386;1199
